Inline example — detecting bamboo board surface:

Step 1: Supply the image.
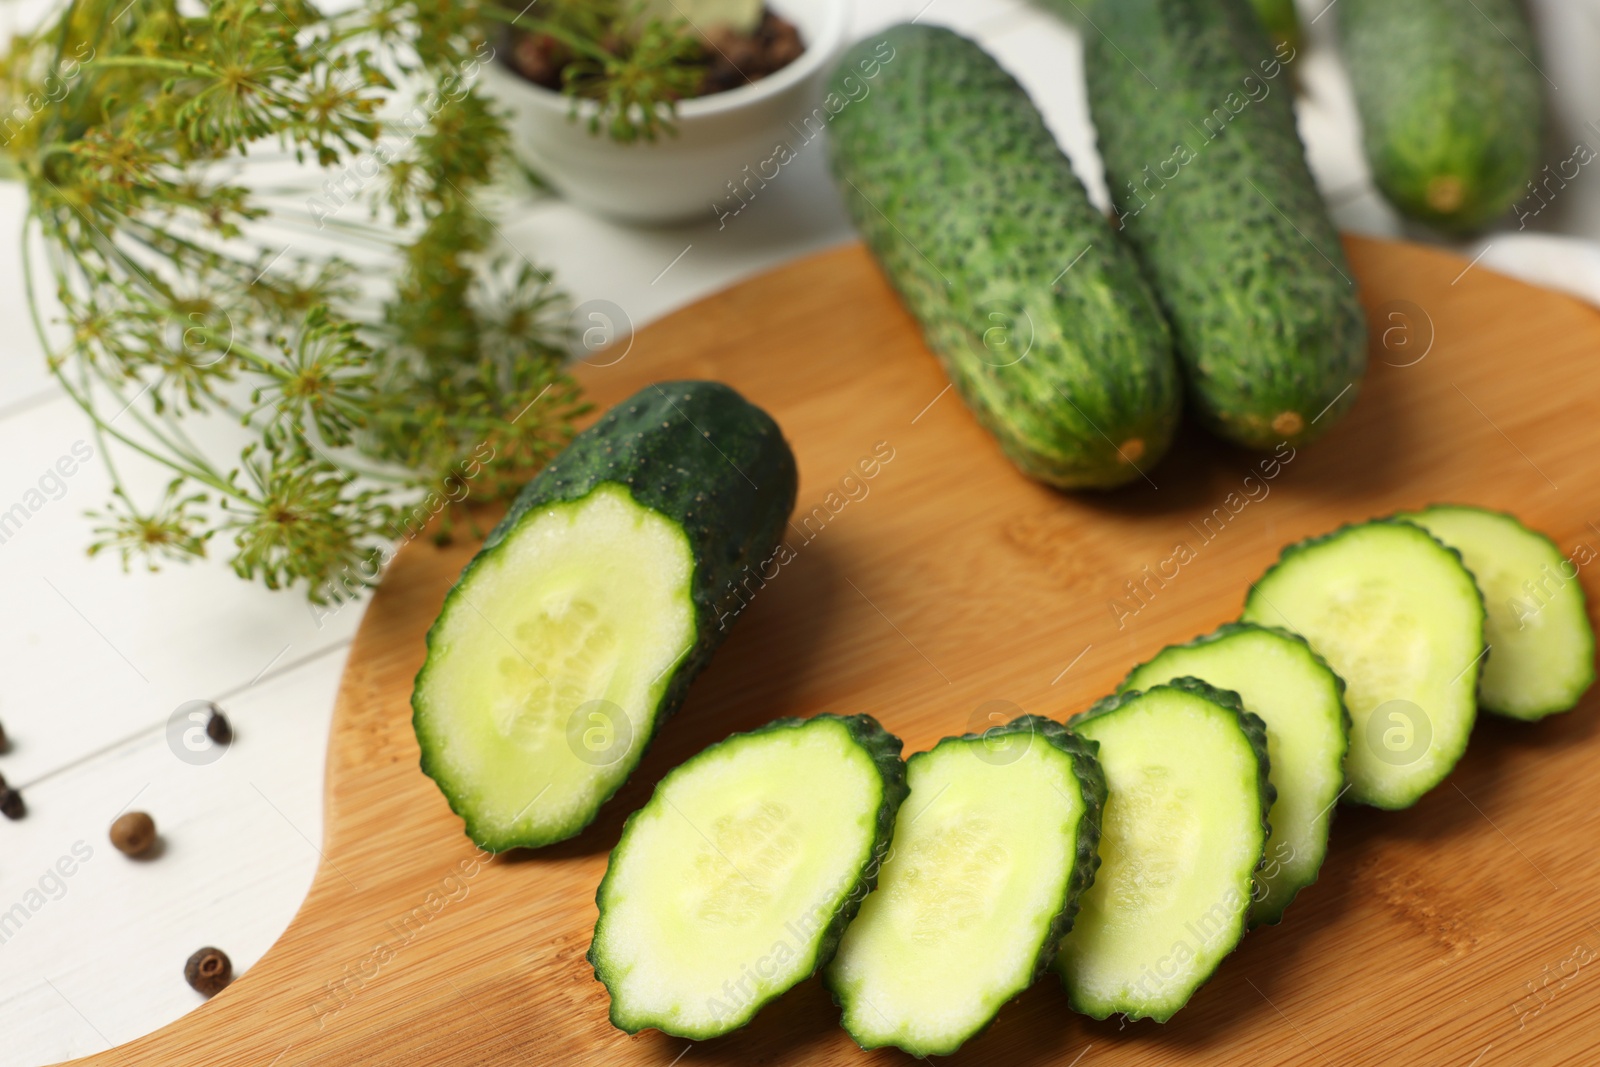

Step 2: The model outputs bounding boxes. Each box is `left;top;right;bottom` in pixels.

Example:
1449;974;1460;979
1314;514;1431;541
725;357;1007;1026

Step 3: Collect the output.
70;237;1600;1067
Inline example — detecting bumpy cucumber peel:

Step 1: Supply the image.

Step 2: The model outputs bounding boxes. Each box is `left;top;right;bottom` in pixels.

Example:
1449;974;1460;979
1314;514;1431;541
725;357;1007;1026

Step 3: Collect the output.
955;715;1108;981
1074;0;1367;449
589;714;908;1033
827;23;1181;489
1337;0;1543;233
1072;677;1276;868
413;380;798;850
475;378;799;641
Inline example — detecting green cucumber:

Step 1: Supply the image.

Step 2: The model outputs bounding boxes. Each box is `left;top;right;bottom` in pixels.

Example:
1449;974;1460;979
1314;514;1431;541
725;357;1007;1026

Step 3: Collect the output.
826;716;1105;1056
1077;0;1366;449
1399;505;1595;720
1337;0;1543;233
589;715;907;1038
827;24;1181;489
412;380;797;850
1250;0;1301;56
1121;624;1348;925
1056;679;1272;1023
1242;520;1486;809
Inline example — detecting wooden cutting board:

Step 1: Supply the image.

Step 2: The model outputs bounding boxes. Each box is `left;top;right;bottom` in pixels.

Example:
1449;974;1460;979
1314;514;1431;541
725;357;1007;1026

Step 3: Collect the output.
72;236;1600;1067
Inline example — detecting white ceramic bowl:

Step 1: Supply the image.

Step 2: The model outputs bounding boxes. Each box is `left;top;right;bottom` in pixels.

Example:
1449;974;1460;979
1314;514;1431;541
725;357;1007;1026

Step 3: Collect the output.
480;0;849;225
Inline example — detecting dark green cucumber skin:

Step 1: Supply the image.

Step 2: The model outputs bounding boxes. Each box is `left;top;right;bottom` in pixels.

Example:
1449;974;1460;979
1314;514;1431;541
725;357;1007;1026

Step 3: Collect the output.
590;714;909;1036
1079;0;1366;449
413;380;798;851
827;714;1104;1057
1064;678;1273;1021
1338;0;1542;234
827;24;1181;489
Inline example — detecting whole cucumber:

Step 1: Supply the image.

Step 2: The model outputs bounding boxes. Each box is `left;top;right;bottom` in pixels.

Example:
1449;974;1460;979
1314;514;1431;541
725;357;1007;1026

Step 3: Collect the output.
1080;0;1366;448
1338;0;1544;233
827;24;1181;490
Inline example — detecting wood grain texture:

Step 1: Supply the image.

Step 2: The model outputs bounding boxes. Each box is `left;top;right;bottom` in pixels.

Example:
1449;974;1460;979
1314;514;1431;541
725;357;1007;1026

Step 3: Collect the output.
66;237;1600;1067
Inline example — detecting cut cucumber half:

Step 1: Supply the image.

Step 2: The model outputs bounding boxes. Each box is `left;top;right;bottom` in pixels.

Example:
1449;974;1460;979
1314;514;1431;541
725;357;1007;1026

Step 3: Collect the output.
1056;680;1272;1023
413;381;797;850
589;715;907;1038
1399;505;1596;720
1242;519;1485;810
1121;624;1348;925
826;716;1105;1057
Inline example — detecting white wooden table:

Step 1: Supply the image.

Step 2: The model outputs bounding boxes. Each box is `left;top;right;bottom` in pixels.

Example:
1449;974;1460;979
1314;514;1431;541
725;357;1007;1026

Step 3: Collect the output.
5;1;1599;1062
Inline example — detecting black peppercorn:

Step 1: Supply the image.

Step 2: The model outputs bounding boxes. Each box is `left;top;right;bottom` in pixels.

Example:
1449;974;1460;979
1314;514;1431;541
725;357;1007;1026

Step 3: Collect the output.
0;718;8;751
0;787;24;819
184;947;232;996
111;811;157;856
205;706;232;746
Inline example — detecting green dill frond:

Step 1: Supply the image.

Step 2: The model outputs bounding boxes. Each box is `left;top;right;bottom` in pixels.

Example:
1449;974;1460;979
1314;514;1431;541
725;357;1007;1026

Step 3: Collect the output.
8;0;706;599
88;480;212;572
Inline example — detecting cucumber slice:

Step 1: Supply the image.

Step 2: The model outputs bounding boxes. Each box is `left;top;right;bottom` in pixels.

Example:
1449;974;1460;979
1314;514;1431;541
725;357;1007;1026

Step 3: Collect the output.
413;381;798;850
589;715;907;1038
1242;519;1485;809
826;716;1105;1056
1055;680;1272;1023
1399;505;1596;720
1121;624;1348;925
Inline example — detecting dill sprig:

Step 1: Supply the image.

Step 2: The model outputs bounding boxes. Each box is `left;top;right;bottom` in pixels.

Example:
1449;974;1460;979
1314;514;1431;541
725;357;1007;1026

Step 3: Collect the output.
0;0;700;601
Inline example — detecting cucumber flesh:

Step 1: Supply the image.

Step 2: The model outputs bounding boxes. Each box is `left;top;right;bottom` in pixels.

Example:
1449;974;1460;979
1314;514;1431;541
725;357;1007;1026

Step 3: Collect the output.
1121;624;1348;925
590;715;906;1038
1401;506;1596;721
413;380;798;851
1056;681;1271;1023
827;717;1105;1056
1242;519;1485;809
413;484;694;848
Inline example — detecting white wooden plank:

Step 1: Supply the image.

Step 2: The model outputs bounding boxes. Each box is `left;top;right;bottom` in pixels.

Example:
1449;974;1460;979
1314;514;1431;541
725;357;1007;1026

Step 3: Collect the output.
0;398;362;787
0;648;344;1065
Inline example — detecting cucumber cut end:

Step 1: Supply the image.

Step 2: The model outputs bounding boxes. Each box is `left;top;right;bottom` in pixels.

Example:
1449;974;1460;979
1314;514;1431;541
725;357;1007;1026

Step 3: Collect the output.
1057;684;1268;1022
1243;519;1484;810
827;719;1101;1056
1400;505;1596;721
413;483;696;850
591;716;901;1038
1121;622;1349;926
